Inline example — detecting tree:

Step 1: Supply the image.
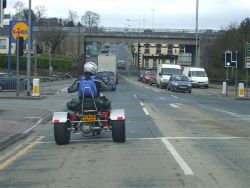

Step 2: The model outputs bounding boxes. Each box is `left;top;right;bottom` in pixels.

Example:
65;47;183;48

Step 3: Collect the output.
68;10;78;26
22;8;37;23
34;5;47;21
14;1;25;14
81;11;100;29
13;1;25;19
35;27;67;54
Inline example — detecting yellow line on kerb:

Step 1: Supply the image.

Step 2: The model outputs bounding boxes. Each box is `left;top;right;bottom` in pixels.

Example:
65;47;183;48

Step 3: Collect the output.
0;136;44;170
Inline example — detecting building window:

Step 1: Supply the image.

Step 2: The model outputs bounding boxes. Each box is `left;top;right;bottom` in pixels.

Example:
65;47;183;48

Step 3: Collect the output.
153;59;157;67
167;44;173;54
0;39;7;49
144;59;149;67
156;43;161;54
144;48;150;54
180;44;185;53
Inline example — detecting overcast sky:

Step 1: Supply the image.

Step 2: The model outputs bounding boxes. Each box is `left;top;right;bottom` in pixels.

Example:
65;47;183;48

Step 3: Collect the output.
5;0;250;30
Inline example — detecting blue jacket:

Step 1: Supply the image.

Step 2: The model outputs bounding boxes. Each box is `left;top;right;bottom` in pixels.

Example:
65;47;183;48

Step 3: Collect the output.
68;76;97;97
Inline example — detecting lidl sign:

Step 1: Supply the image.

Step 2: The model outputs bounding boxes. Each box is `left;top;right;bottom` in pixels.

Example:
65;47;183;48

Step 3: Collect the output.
11;21;29;43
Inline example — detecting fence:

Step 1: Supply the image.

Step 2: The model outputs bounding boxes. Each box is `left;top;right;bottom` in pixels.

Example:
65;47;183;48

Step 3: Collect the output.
0;78;27;97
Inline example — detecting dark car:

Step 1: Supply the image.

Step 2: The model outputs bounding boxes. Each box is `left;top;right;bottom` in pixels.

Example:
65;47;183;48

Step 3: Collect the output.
138;70;149;82
142;70;157;85
0;73;28;92
96;71;118;84
167;75;192;93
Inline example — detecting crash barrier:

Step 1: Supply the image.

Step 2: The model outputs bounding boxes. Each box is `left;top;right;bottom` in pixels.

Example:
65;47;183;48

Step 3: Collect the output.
32;78;40;97
0;78;26;96
238;83;245;97
222;81;227;95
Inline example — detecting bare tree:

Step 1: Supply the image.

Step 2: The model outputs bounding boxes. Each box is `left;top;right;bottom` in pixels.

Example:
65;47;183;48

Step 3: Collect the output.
13;1;25;19
68;10;78;25
81;11;100;29
35;27;68;54
14;1;25;14
34;5;47;20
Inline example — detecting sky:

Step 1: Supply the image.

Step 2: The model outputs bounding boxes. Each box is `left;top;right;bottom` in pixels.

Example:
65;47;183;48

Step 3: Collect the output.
5;0;250;30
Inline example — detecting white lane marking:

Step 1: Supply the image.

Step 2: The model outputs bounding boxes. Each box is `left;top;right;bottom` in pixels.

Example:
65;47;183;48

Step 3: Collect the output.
171;95;179;99
213;108;240;117
24;117;42;119
23;113;51;135
143;107;150;115
161;138;194;175
159;97;166;101
175;103;183;106
139;101;144;107
152;89;160;92
170;103;179;108
133;94;137;98
36;136;249;144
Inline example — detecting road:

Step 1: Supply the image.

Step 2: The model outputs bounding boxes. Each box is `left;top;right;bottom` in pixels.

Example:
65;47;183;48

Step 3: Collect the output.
0;75;250;188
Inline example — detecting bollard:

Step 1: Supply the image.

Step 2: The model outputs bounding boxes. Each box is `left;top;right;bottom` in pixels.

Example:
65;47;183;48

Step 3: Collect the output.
222;81;227;95
238;83;245;97
32;78;40;97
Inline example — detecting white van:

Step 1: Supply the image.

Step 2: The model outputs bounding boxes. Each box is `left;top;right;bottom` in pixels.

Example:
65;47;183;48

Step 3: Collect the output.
182;67;209;88
156;64;182;88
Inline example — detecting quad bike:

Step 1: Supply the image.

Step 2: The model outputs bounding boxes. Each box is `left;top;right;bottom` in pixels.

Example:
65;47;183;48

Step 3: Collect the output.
52;87;126;145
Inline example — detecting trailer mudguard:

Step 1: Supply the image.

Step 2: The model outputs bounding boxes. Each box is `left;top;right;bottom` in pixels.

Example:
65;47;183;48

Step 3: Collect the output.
110;109;125;121
52;112;69;123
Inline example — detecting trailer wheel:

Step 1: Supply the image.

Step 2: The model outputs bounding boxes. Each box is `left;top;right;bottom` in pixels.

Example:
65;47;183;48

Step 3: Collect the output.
111;120;126;143
54;122;70;145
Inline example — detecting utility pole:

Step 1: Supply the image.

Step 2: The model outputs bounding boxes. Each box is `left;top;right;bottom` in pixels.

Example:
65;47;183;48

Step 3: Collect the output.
26;0;32;96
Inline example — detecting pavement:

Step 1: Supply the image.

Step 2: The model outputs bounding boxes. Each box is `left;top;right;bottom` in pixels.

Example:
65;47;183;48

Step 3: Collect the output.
0;79;73;152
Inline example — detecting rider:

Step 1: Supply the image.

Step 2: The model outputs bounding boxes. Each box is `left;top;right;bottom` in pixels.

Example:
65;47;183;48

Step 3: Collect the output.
68;62;100;99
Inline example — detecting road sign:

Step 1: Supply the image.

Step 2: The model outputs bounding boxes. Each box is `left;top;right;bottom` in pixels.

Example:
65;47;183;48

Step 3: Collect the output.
245;57;250;68
11;21;29;43
245;43;250;57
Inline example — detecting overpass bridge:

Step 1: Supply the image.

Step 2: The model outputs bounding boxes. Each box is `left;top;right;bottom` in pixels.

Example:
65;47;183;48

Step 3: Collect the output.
33;26;220;67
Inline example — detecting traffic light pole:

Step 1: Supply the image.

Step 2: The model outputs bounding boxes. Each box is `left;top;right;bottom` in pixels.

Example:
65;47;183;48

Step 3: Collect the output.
16;36;20;96
26;0;32;96
234;51;238;97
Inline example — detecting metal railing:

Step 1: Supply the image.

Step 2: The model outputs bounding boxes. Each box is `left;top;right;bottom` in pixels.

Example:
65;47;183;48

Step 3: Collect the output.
33;26;219;34
0;78;27;97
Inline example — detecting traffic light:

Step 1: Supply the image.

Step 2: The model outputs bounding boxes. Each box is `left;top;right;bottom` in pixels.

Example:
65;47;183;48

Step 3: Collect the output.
16;37;24;56
224;50;232;67
0;0;6;27
224;50;237;68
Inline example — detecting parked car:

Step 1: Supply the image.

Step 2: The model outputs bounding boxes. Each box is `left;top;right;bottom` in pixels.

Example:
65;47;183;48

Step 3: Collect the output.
0;72;29;91
167;74;192;93
142;70;157;85
182;67;209;88
138;70;149;81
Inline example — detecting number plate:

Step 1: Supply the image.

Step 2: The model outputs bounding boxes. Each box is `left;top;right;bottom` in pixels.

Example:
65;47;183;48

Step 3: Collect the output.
82;115;96;122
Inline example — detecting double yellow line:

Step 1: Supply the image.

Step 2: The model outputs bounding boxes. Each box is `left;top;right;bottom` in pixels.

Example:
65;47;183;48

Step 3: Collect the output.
0;136;44;170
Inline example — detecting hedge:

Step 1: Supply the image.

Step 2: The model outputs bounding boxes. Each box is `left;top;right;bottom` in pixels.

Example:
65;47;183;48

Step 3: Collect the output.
0;54;74;72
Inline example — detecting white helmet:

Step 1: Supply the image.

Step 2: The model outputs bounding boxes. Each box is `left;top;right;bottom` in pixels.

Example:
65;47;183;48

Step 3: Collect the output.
84;62;97;75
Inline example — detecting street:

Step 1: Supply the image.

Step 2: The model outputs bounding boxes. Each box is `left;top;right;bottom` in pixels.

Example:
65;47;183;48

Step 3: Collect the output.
0;75;250;188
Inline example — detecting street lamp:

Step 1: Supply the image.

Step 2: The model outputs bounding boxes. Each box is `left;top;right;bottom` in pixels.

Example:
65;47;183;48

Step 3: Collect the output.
151;8;155;30
195;0;199;67
127;19;141;30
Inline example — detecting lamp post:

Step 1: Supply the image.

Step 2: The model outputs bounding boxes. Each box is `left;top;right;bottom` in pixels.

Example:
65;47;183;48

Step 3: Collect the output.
195;0;199;67
127;19;141;31
151;8;155;30
26;0;32;96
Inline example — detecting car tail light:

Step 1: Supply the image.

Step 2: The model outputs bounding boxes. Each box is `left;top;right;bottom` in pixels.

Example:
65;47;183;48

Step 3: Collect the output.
53;120;60;123
103;121;110;127
101;112;109;119
70;114;77;121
